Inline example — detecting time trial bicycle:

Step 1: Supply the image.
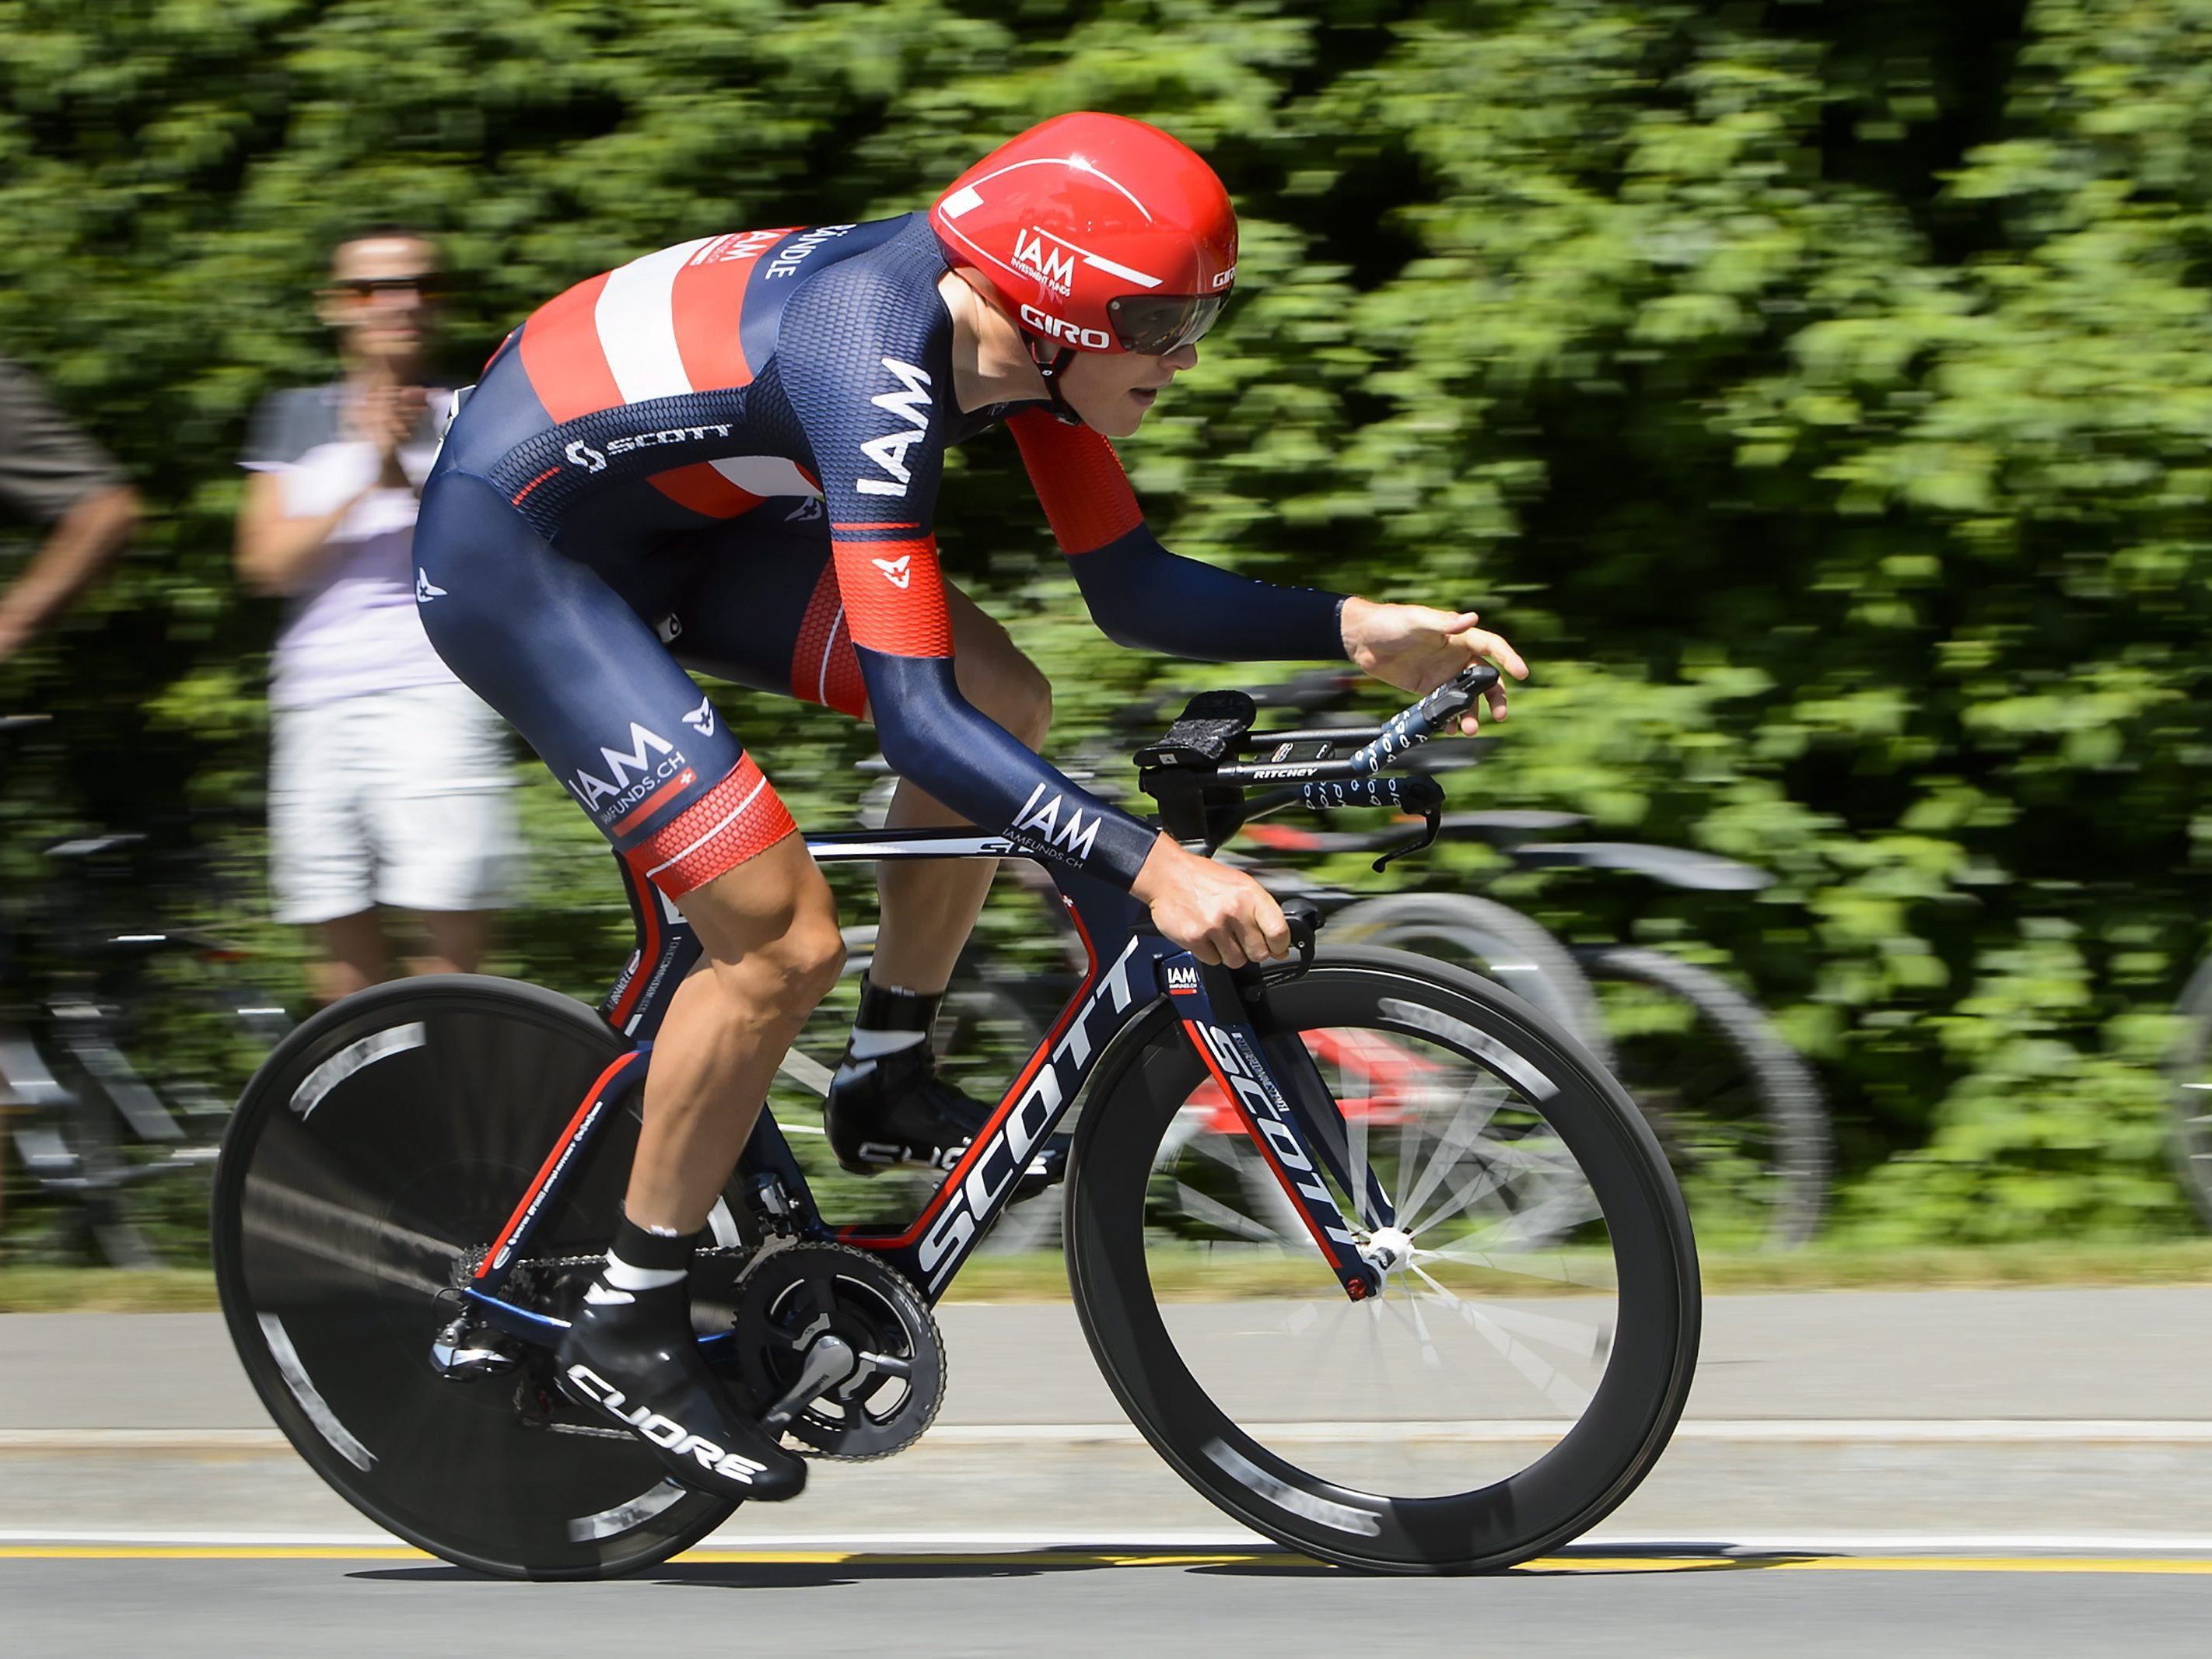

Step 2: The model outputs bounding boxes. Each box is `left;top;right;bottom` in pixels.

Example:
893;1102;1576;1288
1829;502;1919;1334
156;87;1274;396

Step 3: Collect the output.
211;664;1699;1578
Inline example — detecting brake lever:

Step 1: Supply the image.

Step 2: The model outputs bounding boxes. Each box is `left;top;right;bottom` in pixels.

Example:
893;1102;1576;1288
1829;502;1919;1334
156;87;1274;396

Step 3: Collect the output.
1373;800;1444;873
1279;897;1321;976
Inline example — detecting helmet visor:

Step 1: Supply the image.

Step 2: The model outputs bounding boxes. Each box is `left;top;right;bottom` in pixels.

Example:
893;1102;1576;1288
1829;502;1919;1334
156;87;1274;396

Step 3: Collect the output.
1107;290;1229;355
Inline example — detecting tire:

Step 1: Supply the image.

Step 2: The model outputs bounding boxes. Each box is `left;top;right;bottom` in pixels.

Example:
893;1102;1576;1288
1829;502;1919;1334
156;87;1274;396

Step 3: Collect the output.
1063;947;1699;1573
1330;893;1613;1066
212;975;738;1580
2165;955;2212;1229
1572;945;1830;1251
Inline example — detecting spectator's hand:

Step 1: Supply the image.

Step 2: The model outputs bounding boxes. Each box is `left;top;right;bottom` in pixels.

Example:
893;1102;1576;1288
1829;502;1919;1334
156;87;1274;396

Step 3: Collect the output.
1339;597;1528;733
351;355;426;490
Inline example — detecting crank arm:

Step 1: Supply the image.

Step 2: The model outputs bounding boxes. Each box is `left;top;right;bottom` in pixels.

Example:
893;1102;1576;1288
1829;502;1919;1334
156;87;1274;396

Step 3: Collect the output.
761;1332;858;1430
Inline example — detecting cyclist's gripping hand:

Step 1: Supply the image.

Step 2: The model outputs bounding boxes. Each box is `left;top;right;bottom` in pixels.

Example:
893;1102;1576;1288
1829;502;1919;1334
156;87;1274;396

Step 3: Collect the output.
1134;836;1293;969
1339;597;1529;732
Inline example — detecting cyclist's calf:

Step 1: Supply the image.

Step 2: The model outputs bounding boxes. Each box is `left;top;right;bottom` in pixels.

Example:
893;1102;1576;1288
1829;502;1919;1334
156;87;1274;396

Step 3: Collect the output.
624;842;845;1232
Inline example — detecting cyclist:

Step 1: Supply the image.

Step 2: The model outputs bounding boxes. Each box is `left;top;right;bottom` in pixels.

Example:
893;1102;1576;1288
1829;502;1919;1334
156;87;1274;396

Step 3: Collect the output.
415;111;1526;1503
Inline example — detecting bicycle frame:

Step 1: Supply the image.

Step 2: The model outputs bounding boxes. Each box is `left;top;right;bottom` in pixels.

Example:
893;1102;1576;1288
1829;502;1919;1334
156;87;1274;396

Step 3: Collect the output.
460;827;1395;1349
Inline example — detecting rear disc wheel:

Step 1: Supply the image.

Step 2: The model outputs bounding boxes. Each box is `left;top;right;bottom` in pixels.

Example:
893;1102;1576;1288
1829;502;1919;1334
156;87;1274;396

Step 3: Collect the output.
211;975;739;1579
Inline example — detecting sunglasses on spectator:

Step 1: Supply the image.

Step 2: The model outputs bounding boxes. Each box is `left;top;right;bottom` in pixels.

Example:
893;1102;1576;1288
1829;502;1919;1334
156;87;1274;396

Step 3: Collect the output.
331;275;442;299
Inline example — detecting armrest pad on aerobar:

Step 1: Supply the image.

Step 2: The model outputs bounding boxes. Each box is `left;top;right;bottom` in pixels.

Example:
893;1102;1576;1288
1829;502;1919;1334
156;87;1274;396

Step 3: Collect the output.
1507;841;1773;891
1132;689;1258;769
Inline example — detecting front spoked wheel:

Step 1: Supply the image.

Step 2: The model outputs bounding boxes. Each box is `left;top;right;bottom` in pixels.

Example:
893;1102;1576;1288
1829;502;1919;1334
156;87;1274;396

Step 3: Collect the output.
1065;947;1699;1573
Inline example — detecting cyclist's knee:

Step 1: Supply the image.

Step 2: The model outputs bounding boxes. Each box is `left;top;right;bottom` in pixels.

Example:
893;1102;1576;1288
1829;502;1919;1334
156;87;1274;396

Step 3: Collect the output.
957;646;1052;751
680;846;845;1014
761;906;846;1006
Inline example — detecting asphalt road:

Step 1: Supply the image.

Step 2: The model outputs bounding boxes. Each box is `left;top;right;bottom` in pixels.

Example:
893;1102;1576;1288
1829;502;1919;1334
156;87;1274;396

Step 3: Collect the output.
3;1549;2208;1658
12;1286;2212;1424
4;1287;2210;1651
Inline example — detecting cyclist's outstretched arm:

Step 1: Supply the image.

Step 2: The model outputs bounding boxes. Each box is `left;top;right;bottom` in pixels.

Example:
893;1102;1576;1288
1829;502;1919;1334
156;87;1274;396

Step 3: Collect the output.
1008;409;1346;663
1010;411;1525;727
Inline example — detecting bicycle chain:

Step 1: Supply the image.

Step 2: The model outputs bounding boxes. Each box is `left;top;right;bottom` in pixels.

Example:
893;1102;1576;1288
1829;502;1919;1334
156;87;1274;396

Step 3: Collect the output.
459;1243;756;1277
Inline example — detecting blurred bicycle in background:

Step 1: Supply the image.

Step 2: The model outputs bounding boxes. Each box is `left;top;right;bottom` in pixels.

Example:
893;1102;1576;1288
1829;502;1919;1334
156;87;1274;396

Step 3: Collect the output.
784;671;1829;1252
0;714;292;1265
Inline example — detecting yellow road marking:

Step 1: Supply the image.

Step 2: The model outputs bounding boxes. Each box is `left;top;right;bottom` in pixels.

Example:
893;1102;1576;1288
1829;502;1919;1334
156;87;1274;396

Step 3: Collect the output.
1766;1557;2212;1577
0;1546;429;1562
2;1544;2210;1575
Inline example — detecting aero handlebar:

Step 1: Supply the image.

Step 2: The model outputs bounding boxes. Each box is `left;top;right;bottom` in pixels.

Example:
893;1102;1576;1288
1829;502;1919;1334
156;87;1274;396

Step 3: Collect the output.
1348;663;1500;776
1297;775;1442;814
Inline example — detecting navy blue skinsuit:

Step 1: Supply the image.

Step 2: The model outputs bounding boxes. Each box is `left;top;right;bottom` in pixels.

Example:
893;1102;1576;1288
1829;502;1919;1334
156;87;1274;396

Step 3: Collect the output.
415;212;1346;898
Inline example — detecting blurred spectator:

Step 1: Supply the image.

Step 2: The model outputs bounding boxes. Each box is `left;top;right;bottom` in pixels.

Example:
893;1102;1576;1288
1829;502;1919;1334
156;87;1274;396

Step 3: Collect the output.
234;231;516;1003
0;358;140;666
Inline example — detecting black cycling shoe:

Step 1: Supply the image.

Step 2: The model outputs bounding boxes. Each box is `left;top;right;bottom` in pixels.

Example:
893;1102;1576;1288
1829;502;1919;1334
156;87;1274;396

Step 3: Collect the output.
823;1041;1066;1197
555;1284;806;1503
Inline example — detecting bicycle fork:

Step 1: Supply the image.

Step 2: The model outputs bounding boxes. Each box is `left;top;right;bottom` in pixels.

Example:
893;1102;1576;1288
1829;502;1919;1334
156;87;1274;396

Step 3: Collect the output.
1170;954;1398;1301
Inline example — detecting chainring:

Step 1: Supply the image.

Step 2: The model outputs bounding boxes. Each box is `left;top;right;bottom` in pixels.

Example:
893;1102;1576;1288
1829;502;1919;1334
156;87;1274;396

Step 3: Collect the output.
721;1241;944;1461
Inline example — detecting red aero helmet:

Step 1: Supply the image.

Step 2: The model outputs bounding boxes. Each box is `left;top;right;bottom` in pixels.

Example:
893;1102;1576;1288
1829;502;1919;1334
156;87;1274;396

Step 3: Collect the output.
930;111;1237;358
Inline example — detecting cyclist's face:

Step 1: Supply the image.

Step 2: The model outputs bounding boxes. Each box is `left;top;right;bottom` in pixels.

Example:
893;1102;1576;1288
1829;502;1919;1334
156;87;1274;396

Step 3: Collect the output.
1060;342;1200;439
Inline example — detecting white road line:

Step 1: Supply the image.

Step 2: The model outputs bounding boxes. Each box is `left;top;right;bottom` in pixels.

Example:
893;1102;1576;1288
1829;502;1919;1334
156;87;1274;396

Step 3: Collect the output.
0;1430;285;1449
926;1418;2212;1444
4;1525;2212;1556
9;1419;2212;1451
1589;1531;2212;1556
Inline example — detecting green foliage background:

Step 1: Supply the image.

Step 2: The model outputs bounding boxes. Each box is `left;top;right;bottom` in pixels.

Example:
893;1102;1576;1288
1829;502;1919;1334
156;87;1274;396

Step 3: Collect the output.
5;0;2210;1241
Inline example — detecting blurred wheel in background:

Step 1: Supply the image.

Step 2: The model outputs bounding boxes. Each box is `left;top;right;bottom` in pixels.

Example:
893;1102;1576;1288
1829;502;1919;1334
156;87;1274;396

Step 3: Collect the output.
1570;944;1829;1251
2164;954;2212;1229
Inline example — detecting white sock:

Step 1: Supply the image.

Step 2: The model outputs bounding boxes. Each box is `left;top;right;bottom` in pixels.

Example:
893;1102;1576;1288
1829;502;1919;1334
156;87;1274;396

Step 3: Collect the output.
849;1027;929;1060
604;1251;686;1292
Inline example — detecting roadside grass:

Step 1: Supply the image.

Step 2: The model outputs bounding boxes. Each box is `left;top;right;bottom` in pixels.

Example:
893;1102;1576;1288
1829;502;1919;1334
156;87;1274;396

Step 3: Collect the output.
5;1238;2212;1311
0;1267;222;1313
954;1237;2212;1301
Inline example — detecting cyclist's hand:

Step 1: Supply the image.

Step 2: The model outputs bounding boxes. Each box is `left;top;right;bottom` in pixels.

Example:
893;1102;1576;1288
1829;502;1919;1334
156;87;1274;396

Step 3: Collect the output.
1339;597;1528;732
1133;836;1293;968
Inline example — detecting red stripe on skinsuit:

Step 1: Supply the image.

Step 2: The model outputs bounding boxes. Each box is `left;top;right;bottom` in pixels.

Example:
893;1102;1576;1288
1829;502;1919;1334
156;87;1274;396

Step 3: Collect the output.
612;766;698;837
831;534;952;657
670;229;793;392
516;272;624;423
649;463;763;519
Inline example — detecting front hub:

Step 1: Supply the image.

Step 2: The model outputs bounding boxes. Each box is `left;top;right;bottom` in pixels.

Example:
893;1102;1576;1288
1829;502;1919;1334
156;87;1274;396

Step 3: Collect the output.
1361;1225;1416;1279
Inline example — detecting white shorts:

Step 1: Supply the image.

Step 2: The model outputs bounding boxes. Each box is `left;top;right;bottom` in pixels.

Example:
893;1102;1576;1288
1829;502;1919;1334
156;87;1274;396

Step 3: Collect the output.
269;681;521;926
